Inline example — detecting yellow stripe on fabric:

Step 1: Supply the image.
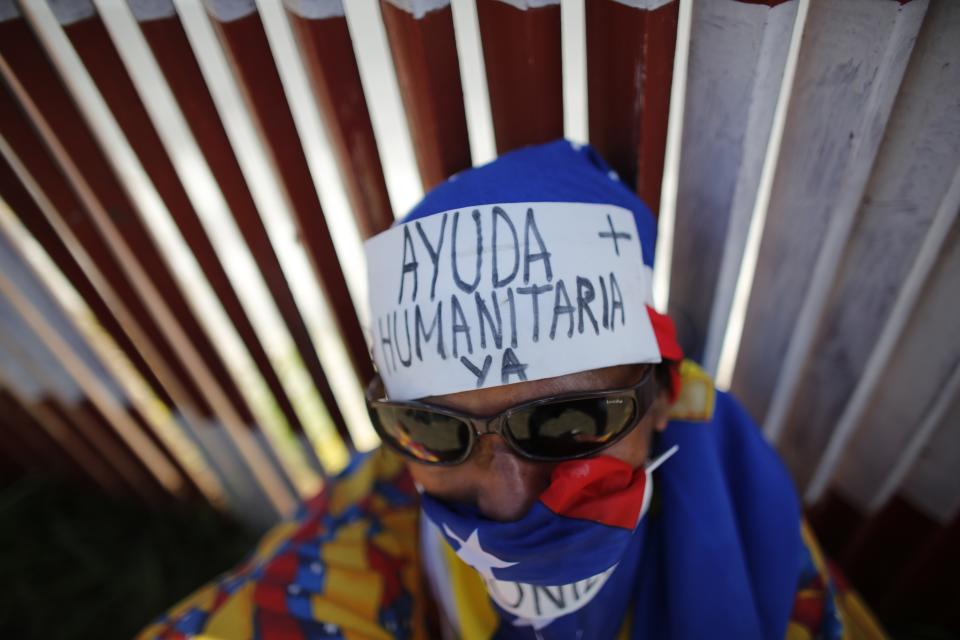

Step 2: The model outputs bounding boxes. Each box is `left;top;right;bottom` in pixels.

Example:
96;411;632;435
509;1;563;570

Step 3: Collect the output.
615;607;633;639
800;521;888;639
800;521;846;638
168;581;218;619
836;592;888;640
442;537;500;640
337;519;372;542
668;360;716;422
381;509;419;537
786;621;814;640
331;456;378;516
376;509;420;556
201;582;254;639
323;566;384;620
800;521;828;578
320;540;368;571
373;447;407;481
250;521;299;563
313;598;393;640
330;448;408;517
371;530;406;556
136;622;165;639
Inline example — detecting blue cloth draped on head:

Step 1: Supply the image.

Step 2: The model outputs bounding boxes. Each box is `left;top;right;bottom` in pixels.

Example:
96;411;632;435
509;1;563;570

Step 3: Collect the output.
400;140;658;269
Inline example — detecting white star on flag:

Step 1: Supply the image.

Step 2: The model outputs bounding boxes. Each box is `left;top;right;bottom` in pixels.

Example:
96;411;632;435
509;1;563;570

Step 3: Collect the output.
442;524;518;579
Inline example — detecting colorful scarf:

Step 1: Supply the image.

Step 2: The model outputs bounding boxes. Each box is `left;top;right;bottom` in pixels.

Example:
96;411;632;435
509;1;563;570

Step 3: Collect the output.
420;449;676;637
419;369;808;639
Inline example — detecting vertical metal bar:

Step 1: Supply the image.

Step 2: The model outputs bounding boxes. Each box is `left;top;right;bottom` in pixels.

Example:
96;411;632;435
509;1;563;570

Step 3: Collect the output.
126;403;203;502
224;22;371;398
0;271;185;502
136;9;354;449
0;376;125;496
0;21;214;420
286;3;395;239
475;0;563;154
725;0;927;423
0;206;217;504
205;5;373;392
2;13;260;430
0;388;80;482
805;165;960;503
61;11;312;450
63;399;170;500
449;0;497;165
671;0;799;364
0;203;234;508
0;396;37;478
649;0;691;314
0;62;296;516
761;0;928;443
586;0;678;212
712;0;810;391
41;399;142;498
0;121;261;515
868;360;960;514
0;152;172;408
380;0;472;189
560;0;587;143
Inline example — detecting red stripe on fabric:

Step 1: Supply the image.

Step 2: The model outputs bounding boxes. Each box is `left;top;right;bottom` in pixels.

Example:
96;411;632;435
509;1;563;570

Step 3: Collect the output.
257;609;307;640
253;582;290;613
263;553;299;582
646;305;683;401
213;588;231;609
828;561;851;592
645;305;683;361
393;468;418;496
367;544;406;606
291;521;320;544
539;456;646;529
790;583;826;630
300;490;328;517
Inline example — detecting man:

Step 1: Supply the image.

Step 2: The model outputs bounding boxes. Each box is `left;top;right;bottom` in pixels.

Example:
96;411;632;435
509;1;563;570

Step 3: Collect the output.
141;141;882;639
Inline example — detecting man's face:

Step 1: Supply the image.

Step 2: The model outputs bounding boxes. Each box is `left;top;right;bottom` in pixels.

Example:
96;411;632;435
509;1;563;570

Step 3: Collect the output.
406;364;671;522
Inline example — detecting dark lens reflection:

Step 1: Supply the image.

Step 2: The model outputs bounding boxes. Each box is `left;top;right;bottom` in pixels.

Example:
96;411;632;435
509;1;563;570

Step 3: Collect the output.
507;395;638;458
370;406;471;463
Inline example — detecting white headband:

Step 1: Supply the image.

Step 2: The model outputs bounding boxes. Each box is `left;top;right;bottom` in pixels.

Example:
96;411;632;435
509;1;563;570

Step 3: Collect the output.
365;202;660;400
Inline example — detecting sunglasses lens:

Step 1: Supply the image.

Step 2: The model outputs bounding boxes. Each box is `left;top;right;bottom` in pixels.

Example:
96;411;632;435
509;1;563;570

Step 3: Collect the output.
506;394;638;459
369;406;471;464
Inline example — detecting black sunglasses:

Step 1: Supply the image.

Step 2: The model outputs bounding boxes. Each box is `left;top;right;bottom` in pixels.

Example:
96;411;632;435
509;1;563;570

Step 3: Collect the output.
365;368;657;465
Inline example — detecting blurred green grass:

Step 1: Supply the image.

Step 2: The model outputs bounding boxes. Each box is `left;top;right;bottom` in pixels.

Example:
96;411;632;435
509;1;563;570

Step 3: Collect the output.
0;475;258;639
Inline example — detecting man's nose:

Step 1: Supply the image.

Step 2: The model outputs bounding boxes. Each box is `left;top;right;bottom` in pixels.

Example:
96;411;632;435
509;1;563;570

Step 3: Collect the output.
468;434;555;522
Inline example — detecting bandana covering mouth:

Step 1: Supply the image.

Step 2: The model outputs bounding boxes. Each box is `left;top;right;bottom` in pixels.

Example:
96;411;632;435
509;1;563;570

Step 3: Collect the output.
420;447;678;632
